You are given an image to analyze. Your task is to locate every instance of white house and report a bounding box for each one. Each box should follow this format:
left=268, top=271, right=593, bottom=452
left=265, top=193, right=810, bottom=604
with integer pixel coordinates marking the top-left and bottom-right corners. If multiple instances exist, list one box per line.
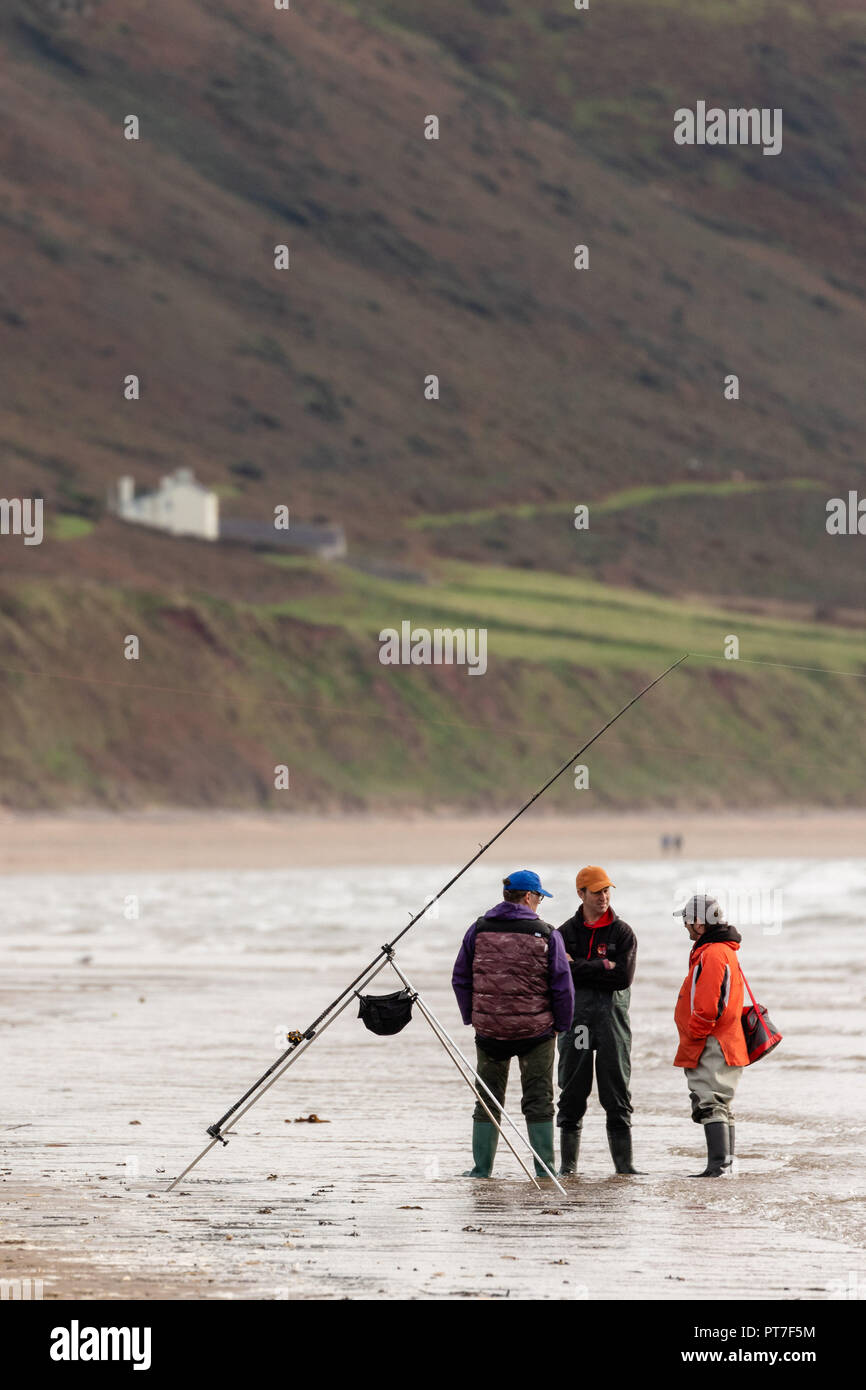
left=109, top=468, right=219, bottom=541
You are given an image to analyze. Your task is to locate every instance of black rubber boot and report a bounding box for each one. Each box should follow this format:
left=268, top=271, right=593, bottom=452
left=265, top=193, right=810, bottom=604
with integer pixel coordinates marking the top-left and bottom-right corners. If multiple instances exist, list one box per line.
left=559, top=1127, right=581, bottom=1176
left=463, top=1120, right=499, bottom=1178
left=729, top=1123, right=735, bottom=1155
left=690, top=1120, right=733, bottom=1177
left=607, top=1127, right=646, bottom=1175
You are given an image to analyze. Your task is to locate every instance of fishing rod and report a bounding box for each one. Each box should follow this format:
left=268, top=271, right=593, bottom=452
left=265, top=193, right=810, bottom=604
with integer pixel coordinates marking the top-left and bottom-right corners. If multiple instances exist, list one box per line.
left=166, top=652, right=689, bottom=1191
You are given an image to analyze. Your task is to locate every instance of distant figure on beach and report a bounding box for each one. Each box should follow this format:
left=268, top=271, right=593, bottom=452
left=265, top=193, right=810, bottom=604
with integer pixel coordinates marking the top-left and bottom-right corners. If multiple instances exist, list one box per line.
left=672, top=894, right=748, bottom=1177
left=661, top=835, right=684, bottom=855
left=556, top=866, right=643, bottom=1176
left=451, top=870, right=574, bottom=1179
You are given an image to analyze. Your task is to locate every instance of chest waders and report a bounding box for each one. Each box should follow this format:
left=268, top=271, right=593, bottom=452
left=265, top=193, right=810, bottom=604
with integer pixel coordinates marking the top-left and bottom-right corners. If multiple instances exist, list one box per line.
left=557, top=988, right=645, bottom=1175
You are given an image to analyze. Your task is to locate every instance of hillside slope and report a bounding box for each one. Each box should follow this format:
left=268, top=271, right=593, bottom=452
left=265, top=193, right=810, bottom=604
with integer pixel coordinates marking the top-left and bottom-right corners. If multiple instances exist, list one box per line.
left=1, top=1, right=864, bottom=813
left=0, top=0, right=864, bottom=605
left=361, top=0, right=866, bottom=286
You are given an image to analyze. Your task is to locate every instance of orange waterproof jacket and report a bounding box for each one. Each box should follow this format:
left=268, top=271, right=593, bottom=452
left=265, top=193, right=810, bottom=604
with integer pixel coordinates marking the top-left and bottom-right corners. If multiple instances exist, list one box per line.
left=674, top=935, right=749, bottom=1068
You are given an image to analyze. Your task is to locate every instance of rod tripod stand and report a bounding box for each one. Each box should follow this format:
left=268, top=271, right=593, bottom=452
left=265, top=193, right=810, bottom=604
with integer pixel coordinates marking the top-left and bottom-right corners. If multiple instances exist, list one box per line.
left=168, top=947, right=566, bottom=1197
left=378, top=954, right=567, bottom=1198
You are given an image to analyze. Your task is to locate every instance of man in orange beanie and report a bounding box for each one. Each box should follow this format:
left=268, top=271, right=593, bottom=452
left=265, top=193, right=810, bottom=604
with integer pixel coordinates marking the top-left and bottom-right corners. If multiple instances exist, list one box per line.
left=556, top=866, right=641, bottom=1176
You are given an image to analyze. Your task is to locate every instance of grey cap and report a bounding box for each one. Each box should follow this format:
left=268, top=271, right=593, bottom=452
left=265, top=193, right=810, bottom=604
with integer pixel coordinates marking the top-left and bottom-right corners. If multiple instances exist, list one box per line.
left=673, top=894, right=726, bottom=926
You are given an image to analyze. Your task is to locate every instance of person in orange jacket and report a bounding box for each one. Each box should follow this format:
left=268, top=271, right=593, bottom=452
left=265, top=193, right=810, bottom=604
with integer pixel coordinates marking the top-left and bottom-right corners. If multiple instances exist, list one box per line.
left=673, top=894, right=749, bottom=1177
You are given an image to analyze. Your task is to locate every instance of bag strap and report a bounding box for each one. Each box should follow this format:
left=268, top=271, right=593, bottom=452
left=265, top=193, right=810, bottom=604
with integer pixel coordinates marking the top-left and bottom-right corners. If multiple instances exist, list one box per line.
left=739, top=966, right=760, bottom=1012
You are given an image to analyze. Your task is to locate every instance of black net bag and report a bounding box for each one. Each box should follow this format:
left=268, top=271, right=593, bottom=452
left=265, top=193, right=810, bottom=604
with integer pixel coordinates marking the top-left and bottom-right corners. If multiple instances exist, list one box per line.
left=357, top=988, right=415, bottom=1036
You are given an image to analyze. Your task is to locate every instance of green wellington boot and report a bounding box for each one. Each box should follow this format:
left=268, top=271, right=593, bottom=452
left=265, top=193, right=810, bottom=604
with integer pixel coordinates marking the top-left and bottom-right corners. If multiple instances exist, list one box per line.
left=559, top=1127, right=581, bottom=1176
left=462, top=1120, right=499, bottom=1177
left=527, top=1120, right=556, bottom=1178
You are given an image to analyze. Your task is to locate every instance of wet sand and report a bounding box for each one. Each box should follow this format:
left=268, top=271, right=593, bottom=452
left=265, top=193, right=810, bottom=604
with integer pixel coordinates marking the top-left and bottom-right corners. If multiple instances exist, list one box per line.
left=2, top=816, right=865, bottom=1300
left=2, top=807, right=866, bottom=874
left=3, top=925, right=865, bottom=1300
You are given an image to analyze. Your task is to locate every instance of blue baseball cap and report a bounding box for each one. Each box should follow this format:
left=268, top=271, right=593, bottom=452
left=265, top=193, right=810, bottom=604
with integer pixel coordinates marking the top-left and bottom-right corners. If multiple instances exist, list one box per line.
left=504, top=869, right=552, bottom=898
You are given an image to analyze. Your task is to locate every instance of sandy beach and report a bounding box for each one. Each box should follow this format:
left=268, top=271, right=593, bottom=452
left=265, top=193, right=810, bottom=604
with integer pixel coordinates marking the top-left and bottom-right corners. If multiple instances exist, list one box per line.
left=4, top=936, right=865, bottom=1301
left=2, top=834, right=865, bottom=1301
left=2, top=808, right=866, bottom=875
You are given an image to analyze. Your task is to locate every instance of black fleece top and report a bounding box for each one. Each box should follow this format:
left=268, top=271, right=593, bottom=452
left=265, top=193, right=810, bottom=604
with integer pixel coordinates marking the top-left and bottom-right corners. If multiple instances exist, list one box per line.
left=694, top=923, right=742, bottom=948
left=557, top=905, right=637, bottom=993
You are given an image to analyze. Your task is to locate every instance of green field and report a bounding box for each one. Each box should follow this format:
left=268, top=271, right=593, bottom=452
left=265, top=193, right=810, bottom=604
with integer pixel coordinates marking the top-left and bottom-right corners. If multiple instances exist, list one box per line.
left=262, top=557, right=865, bottom=674
left=404, top=479, right=824, bottom=533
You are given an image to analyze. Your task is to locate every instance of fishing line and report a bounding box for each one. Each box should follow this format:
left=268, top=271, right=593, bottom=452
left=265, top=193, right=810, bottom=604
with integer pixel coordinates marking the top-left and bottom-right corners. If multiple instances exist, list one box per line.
left=2, top=659, right=863, bottom=773
left=685, top=652, right=866, bottom=679
left=2, top=645, right=864, bottom=731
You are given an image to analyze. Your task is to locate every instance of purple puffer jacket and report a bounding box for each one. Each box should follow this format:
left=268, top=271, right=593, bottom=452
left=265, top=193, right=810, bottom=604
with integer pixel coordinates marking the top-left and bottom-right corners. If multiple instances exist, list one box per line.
left=452, top=902, right=575, bottom=1041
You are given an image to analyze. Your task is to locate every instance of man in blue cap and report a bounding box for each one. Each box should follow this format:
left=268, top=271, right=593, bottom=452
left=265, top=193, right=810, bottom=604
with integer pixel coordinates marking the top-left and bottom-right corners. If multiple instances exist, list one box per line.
left=452, top=870, right=574, bottom=1178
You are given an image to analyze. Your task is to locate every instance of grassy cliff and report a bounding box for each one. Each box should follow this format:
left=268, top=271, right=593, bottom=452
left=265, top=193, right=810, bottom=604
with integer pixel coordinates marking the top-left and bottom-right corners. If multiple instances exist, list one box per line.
left=2, top=559, right=863, bottom=811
